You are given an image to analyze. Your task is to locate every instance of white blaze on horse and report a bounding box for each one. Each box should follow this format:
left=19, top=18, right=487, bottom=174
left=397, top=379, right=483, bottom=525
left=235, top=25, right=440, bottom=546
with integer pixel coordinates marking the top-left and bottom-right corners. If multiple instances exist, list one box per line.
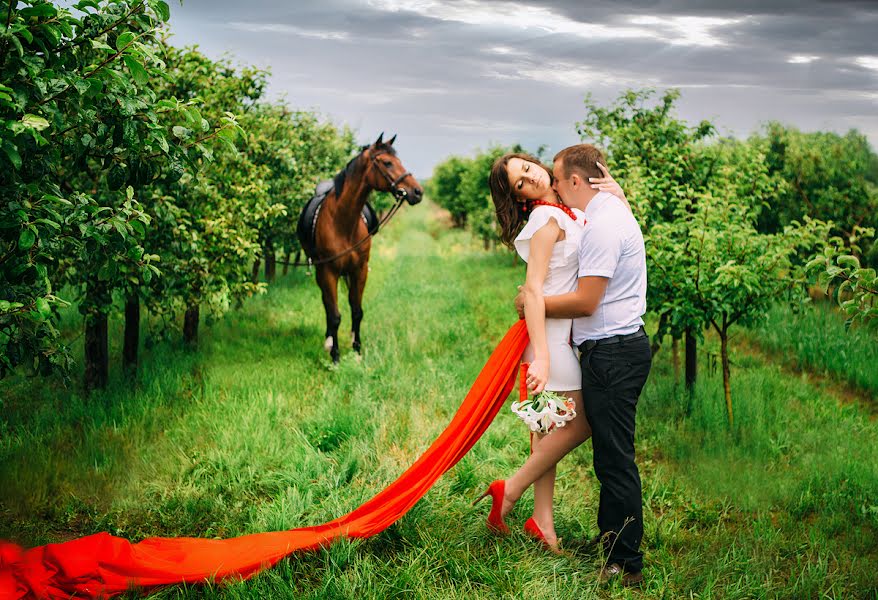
left=296, top=134, right=422, bottom=363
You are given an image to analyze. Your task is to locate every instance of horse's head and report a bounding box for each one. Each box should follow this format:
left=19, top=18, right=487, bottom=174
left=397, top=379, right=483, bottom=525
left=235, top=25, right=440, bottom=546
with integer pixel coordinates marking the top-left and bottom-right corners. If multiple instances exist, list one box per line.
left=363, top=133, right=423, bottom=205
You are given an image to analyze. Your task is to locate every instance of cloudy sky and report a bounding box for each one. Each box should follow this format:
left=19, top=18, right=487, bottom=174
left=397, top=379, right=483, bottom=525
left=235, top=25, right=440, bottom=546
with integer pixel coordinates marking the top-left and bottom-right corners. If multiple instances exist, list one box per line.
left=163, top=0, right=878, bottom=178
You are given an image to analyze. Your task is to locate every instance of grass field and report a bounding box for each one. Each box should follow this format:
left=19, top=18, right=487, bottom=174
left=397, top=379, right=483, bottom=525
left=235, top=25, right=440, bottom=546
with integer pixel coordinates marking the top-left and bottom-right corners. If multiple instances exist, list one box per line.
left=748, top=301, right=878, bottom=400
left=2, top=202, right=877, bottom=599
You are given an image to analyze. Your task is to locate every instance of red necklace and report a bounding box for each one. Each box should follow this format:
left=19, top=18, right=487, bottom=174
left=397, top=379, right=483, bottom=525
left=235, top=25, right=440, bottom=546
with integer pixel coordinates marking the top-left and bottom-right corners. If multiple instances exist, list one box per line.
left=526, top=199, right=578, bottom=222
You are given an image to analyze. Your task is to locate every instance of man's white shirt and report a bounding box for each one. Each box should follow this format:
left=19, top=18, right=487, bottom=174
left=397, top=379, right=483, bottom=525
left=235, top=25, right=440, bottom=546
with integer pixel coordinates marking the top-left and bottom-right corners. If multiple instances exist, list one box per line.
left=571, top=192, right=647, bottom=345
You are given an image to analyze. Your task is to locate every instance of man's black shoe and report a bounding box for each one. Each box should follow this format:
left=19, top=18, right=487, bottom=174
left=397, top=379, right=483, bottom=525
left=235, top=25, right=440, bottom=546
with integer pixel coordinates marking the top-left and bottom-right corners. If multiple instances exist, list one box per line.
left=598, top=563, right=643, bottom=588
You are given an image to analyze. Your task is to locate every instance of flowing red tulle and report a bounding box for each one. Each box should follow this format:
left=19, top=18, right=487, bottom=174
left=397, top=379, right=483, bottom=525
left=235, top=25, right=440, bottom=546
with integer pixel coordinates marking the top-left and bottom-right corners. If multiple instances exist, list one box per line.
left=0, top=321, right=529, bottom=599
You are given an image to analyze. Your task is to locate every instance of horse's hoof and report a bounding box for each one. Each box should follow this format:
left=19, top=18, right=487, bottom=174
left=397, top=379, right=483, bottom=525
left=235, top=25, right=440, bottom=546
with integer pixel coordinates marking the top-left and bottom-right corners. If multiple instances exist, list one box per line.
left=324, top=337, right=333, bottom=352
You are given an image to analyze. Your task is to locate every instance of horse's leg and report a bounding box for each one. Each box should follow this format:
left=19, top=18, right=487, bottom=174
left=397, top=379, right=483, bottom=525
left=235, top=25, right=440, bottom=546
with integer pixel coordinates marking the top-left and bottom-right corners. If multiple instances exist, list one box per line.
left=316, top=266, right=341, bottom=363
left=348, top=263, right=368, bottom=355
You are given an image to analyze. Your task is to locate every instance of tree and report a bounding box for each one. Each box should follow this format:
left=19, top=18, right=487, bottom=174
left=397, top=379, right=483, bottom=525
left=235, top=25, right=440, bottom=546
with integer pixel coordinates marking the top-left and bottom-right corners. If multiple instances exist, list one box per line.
left=752, top=123, right=878, bottom=269
left=648, top=152, right=828, bottom=427
left=459, top=146, right=509, bottom=249
left=1, top=0, right=177, bottom=386
left=430, top=156, right=470, bottom=227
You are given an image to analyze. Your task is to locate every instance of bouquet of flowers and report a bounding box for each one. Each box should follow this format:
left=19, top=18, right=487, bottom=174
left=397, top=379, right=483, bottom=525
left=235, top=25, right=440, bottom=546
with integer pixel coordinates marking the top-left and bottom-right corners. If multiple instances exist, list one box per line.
left=511, top=363, right=577, bottom=434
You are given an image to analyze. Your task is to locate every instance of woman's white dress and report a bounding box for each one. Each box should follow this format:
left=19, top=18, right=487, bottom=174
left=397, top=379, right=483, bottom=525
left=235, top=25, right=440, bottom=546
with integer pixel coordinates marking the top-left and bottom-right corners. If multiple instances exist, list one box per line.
left=514, top=205, right=583, bottom=392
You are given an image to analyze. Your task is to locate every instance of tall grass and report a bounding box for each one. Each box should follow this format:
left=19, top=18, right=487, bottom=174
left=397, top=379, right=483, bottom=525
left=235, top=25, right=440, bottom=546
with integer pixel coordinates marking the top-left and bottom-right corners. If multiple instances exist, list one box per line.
left=1, top=202, right=877, bottom=598
left=749, top=301, right=878, bottom=398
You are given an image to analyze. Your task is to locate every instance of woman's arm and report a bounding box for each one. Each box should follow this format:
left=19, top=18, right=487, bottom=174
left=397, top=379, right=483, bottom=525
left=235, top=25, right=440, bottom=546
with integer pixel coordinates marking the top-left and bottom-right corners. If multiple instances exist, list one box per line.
left=591, top=162, right=631, bottom=213
left=521, top=218, right=561, bottom=394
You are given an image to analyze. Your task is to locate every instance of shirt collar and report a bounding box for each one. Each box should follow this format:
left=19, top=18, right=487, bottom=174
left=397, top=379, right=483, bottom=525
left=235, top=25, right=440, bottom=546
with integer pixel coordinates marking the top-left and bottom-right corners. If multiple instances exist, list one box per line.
left=583, top=191, right=611, bottom=219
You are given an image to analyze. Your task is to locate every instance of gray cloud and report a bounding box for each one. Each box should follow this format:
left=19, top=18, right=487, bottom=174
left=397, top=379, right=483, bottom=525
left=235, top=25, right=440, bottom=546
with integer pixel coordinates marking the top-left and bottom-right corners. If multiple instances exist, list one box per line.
left=164, top=0, right=878, bottom=178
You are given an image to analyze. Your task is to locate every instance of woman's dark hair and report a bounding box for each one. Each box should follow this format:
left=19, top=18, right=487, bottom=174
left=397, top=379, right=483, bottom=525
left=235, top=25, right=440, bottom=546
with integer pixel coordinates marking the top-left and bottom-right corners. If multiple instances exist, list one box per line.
left=488, top=152, right=554, bottom=248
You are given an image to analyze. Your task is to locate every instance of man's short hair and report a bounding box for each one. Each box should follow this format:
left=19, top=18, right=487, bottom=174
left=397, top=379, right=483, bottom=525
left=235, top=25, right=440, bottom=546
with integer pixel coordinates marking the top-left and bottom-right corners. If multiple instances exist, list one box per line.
left=553, top=144, right=605, bottom=181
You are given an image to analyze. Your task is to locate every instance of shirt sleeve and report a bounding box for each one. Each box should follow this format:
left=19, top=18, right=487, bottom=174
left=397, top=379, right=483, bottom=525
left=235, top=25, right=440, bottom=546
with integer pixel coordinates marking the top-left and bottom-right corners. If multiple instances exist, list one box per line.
left=513, top=205, right=581, bottom=263
left=578, top=222, right=623, bottom=278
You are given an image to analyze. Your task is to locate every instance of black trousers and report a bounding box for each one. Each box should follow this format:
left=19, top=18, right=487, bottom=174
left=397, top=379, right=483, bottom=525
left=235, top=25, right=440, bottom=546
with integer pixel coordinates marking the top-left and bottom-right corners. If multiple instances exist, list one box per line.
left=579, top=333, right=652, bottom=573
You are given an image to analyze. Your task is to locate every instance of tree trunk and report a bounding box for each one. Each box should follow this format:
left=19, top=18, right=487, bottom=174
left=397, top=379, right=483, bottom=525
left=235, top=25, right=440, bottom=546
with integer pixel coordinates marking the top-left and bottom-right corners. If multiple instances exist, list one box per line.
left=264, top=239, right=276, bottom=282
left=265, top=253, right=276, bottom=282
left=720, top=329, right=733, bottom=429
left=251, top=259, right=261, bottom=283
left=685, top=327, right=697, bottom=389
left=672, top=336, right=680, bottom=384
left=123, top=295, right=139, bottom=375
left=84, top=316, right=108, bottom=393
left=282, top=251, right=291, bottom=276
left=183, top=304, right=199, bottom=346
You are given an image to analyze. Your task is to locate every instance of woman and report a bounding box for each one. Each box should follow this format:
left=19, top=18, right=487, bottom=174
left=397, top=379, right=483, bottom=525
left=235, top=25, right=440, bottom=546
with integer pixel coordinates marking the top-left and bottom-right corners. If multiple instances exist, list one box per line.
left=475, top=152, right=625, bottom=552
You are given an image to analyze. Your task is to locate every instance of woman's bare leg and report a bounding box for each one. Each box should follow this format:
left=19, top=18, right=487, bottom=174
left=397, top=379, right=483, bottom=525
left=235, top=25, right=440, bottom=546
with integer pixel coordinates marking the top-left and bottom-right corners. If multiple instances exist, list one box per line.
left=530, top=452, right=558, bottom=543
left=501, top=391, right=591, bottom=523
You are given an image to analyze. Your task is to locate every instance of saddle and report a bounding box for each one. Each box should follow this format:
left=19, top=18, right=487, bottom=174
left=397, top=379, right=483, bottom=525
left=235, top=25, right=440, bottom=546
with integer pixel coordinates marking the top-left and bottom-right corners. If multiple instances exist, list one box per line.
left=296, top=179, right=380, bottom=260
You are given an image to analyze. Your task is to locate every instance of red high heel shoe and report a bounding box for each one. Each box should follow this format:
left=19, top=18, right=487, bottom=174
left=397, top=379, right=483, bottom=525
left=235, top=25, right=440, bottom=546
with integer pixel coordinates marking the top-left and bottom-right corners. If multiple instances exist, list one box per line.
left=524, top=517, right=563, bottom=555
left=472, top=480, right=509, bottom=534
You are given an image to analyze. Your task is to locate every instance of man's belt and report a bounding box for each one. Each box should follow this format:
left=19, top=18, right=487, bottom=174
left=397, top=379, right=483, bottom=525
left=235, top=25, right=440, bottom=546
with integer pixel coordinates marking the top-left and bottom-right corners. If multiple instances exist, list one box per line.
left=578, top=326, right=647, bottom=353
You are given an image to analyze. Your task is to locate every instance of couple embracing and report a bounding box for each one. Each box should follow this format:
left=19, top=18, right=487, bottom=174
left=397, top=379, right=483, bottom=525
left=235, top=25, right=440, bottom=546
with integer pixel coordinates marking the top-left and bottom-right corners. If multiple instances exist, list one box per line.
left=476, top=145, right=652, bottom=586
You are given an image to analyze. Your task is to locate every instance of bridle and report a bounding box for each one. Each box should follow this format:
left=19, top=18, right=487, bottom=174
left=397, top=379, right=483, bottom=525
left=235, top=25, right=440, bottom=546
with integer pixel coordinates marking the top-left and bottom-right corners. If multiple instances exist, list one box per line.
left=370, top=150, right=413, bottom=201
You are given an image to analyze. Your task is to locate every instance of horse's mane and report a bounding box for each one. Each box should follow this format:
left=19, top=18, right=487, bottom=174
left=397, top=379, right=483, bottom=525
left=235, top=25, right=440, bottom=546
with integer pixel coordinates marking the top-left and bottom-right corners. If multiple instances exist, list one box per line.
left=333, top=143, right=397, bottom=198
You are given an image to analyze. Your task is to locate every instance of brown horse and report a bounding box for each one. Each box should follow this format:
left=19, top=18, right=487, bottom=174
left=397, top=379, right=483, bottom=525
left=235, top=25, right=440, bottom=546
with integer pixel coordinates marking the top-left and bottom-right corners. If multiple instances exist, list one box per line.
left=307, top=133, right=422, bottom=363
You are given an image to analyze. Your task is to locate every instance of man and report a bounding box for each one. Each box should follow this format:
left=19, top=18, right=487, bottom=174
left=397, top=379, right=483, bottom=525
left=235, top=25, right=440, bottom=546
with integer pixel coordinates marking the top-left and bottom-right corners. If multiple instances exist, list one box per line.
left=516, top=144, right=651, bottom=587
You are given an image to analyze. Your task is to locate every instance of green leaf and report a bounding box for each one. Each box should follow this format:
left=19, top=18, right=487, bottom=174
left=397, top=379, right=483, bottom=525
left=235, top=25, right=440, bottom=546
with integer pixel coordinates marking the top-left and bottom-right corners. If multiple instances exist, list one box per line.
left=836, top=254, right=860, bottom=269
left=86, top=78, right=104, bottom=97
left=72, top=77, right=91, bottom=95
left=19, top=4, right=58, bottom=17
left=35, top=297, right=51, bottom=318
left=156, top=133, right=169, bottom=154
left=217, top=126, right=237, bottom=141
left=19, top=228, right=36, bottom=250
left=155, top=1, right=171, bottom=21
left=15, top=25, right=34, bottom=44
left=116, top=31, right=135, bottom=51
left=21, top=114, right=50, bottom=131
left=130, top=219, right=146, bottom=237
left=184, top=106, right=202, bottom=127
left=42, top=194, right=73, bottom=206
left=8, top=33, right=24, bottom=57
left=0, top=300, right=22, bottom=312
left=123, top=56, right=149, bottom=85
left=34, top=218, right=60, bottom=230
left=2, top=142, right=21, bottom=169
left=172, top=125, right=189, bottom=139
left=41, top=24, right=61, bottom=47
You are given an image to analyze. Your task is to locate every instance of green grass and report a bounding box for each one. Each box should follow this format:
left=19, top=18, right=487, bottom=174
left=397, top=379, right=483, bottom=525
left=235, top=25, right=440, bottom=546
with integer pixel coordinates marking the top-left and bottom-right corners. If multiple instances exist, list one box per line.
left=2, top=202, right=877, bottom=599
left=749, top=301, right=878, bottom=399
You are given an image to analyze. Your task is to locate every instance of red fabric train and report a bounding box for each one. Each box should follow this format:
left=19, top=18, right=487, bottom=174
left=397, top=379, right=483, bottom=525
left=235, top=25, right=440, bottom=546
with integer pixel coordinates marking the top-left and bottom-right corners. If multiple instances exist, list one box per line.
left=0, top=321, right=529, bottom=599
